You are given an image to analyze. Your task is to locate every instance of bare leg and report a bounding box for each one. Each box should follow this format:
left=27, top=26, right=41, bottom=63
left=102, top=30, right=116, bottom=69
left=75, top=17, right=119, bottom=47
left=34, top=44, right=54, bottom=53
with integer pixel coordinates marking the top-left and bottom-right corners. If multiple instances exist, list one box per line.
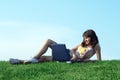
left=34, top=39, right=57, bottom=59
left=9, top=39, right=57, bottom=64
left=39, top=56, right=52, bottom=62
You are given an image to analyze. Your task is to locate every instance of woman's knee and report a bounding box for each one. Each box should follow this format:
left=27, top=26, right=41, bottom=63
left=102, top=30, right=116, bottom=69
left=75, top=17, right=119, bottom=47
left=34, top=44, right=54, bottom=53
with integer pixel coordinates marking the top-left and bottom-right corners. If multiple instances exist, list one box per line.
left=46, top=39, right=57, bottom=45
left=46, top=39, right=53, bottom=44
left=44, top=39, right=53, bottom=47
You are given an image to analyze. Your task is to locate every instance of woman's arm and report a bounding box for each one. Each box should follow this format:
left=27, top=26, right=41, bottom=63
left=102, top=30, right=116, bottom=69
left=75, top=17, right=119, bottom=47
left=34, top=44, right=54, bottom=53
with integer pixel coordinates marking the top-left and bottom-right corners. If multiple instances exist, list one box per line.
left=95, top=44, right=101, bottom=61
left=70, top=44, right=81, bottom=60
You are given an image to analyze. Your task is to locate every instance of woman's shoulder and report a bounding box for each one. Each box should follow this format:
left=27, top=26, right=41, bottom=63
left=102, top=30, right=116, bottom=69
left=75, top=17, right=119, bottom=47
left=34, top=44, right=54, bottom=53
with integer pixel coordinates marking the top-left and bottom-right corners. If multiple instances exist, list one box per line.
left=95, top=43, right=101, bottom=50
left=96, top=43, right=100, bottom=47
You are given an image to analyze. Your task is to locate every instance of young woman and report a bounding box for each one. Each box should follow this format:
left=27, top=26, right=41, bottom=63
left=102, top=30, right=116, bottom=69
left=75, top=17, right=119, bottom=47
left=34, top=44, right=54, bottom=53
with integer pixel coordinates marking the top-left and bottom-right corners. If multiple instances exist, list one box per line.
left=9, top=29, right=101, bottom=64
left=70, top=29, right=101, bottom=61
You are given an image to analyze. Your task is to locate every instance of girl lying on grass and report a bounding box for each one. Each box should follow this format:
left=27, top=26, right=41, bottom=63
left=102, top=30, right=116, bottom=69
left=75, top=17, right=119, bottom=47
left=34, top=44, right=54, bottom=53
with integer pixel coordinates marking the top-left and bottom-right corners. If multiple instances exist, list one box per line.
left=9, top=29, right=101, bottom=64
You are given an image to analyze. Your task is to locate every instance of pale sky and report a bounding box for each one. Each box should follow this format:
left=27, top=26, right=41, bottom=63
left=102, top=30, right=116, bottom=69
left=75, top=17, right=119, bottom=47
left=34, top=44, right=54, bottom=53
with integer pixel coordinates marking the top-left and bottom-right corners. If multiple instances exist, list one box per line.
left=0, top=0, right=120, bottom=61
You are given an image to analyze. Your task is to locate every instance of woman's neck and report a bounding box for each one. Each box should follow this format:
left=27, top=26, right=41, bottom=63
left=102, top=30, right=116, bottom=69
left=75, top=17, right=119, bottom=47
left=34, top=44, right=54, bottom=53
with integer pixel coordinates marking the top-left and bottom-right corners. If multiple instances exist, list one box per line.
left=86, top=45, right=93, bottom=48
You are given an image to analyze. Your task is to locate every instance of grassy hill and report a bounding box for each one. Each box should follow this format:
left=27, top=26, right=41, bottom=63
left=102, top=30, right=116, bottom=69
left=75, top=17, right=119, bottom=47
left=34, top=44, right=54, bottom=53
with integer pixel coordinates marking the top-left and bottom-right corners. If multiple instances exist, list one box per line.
left=0, top=60, right=120, bottom=80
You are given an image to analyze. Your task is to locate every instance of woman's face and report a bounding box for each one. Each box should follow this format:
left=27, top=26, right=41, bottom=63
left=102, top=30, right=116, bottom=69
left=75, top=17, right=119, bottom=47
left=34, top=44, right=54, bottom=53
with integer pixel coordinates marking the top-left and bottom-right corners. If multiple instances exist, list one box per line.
left=84, top=36, right=91, bottom=45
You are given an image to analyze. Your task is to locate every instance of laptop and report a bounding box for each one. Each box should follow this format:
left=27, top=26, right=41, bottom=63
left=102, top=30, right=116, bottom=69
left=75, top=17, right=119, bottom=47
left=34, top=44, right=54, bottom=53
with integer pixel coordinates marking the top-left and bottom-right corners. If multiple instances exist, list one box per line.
left=51, top=44, right=71, bottom=62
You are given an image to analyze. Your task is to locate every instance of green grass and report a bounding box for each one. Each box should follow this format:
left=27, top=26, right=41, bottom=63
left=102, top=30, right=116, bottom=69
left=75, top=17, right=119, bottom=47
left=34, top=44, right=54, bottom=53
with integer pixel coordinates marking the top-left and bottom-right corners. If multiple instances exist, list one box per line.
left=0, top=60, right=120, bottom=80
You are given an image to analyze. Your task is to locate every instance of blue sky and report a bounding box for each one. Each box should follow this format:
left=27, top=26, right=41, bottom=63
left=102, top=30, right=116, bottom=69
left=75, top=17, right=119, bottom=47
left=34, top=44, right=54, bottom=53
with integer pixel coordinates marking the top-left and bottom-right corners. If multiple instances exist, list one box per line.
left=0, top=0, right=120, bottom=61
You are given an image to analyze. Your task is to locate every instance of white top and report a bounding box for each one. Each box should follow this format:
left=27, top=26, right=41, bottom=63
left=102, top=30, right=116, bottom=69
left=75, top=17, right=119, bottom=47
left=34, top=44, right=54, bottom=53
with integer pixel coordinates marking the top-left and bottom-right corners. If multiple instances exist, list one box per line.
left=75, top=44, right=99, bottom=59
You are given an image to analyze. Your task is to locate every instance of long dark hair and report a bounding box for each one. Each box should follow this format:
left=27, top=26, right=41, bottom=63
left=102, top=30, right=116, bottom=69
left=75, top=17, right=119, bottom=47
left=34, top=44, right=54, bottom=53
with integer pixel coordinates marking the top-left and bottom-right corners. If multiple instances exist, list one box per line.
left=81, top=29, right=99, bottom=48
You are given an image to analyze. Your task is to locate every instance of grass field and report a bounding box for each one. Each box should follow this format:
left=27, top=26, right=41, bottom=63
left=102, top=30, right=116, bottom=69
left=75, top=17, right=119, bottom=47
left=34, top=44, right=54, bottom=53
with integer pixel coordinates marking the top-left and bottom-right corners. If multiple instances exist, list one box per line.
left=0, top=60, right=120, bottom=80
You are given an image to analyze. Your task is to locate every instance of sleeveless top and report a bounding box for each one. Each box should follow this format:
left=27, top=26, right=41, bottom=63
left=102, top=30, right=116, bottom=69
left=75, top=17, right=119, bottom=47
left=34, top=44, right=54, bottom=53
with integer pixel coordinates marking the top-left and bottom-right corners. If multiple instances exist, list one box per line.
left=75, top=44, right=99, bottom=59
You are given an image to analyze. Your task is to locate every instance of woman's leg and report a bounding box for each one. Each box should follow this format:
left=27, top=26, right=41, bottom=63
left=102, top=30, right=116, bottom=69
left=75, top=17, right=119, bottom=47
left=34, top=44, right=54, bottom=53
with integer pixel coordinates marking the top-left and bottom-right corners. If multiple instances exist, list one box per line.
left=34, top=39, right=57, bottom=59
left=39, top=56, right=52, bottom=62
left=9, top=39, right=57, bottom=64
